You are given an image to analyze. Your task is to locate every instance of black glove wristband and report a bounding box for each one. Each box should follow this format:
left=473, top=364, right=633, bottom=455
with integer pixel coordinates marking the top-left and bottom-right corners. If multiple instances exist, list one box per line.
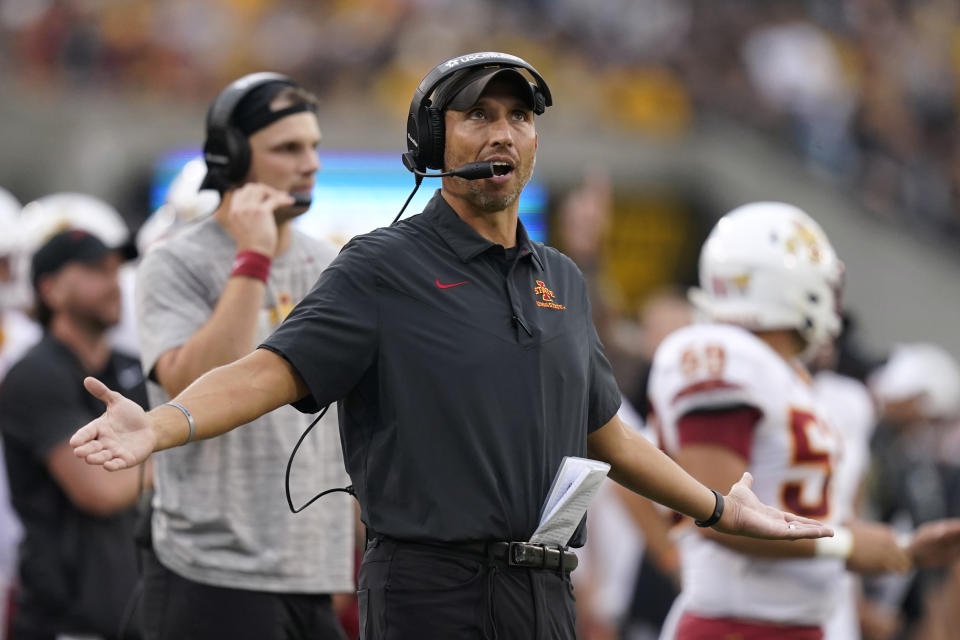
left=695, top=489, right=724, bottom=528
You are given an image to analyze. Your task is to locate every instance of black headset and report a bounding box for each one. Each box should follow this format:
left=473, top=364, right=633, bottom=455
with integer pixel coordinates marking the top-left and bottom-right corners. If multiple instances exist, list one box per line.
left=401, top=52, right=553, bottom=173
left=202, top=71, right=298, bottom=190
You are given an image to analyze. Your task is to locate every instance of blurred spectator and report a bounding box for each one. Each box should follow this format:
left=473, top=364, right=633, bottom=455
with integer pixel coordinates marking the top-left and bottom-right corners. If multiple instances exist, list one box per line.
left=18, top=192, right=140, bottom=358
left=867, top=343, right=960, bottom=639
left=0, top=229, right=149, bottom=639
left=0, top=186, right=32, bottom=640
left=740, top=2, right=856, bottom=174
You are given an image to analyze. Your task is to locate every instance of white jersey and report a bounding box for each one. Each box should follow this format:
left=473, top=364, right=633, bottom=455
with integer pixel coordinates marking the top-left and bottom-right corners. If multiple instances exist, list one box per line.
left=0, top=309, right=40, bottom=380
left=815, top=371, right=877, bottom=640
left=814, top=371, right=876, bottom=526
left=649, top=323, right=845, bottom=626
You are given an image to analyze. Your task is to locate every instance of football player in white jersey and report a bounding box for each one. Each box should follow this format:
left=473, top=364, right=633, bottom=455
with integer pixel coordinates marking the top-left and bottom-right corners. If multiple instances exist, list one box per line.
left=649, top=202, right=960, bottom=640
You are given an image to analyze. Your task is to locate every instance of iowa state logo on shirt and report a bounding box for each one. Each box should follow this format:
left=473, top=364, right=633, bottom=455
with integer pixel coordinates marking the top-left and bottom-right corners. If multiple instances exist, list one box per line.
left=534, top=280, right=565, bottom=310
left=268, top=292, right=296, bottom=326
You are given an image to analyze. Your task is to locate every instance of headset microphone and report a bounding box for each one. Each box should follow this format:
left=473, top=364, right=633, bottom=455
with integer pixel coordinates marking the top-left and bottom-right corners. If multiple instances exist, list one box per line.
left=391, top=161, right=497, bottom=226
left=291, top=193, right=312, bottom=208
left=412, top=161, right=496, bottom=181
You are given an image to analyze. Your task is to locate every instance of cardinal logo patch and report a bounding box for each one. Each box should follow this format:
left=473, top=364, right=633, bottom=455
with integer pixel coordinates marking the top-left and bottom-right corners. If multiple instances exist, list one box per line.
left=534, top=280, right=565, bottom=310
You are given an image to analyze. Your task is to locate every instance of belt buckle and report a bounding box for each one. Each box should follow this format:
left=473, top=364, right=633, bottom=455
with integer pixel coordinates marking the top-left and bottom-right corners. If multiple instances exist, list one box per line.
left=508, top=542, right=536, bottom=567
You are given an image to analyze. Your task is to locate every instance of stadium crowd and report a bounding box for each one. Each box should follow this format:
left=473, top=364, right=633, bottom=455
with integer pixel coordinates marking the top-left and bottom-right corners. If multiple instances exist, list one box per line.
left=2, top=0, right=960, bottom=238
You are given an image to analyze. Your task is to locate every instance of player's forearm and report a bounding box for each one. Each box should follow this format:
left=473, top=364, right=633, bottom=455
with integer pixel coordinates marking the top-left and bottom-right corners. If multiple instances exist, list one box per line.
left=51, top=449, right=152, bottom=517
left=589, top=419, right=717, bottom=524
left=160, top=277, right=267, bottom=396
left=149, top=349, right=302, bottom=451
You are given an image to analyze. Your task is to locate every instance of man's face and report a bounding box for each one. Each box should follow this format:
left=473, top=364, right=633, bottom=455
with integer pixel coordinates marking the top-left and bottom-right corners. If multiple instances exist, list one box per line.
left=442, top=79, right=538, bottom=213
left=42, top=253, right=122, bottom=331
left=246, top=109, right=321, bottom=221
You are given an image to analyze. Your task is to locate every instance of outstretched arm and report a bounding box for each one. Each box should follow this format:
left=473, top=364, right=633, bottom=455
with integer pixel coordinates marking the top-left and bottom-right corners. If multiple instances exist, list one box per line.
left=587, top=414, right=833, bottom=540
left=71, top=348, right=306, bottom=470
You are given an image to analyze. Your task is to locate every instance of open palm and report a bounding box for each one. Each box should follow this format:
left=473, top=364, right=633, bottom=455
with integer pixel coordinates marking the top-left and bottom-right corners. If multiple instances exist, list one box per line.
left=714, top=472, right=834, bottom=540
left=70, top=376, right=156, bottom=470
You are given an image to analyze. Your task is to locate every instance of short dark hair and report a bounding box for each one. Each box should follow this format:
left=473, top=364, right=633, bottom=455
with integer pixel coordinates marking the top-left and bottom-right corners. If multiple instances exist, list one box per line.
left=269, top=85, right=321, bottom=112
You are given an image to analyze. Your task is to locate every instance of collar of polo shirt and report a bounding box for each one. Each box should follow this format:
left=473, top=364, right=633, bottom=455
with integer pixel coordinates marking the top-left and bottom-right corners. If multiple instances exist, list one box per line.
left=424, top=194, right=544, bottom=269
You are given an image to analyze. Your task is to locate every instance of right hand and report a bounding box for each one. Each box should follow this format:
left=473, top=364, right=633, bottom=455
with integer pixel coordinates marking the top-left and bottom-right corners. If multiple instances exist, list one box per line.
left=907, top=518, right=960, bottom=568
left=70, top=377, right=156, bottom=471
left=846, top=521, right=912, bottom=573
left=223, top=183, right=295, bottom=256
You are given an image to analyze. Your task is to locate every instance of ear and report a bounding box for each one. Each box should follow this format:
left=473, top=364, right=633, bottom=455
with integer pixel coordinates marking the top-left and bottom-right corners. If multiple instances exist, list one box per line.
left=37, top=272, right=66, bottom=311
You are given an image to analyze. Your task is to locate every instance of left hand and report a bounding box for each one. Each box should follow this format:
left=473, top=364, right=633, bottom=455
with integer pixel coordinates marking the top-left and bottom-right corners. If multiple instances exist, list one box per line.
left=712, top=472, right=834, bottom=540
left=908, top=518, right=960, bottom=568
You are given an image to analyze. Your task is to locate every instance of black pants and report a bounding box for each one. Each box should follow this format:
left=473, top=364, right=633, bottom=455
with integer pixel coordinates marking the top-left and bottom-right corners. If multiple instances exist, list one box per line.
left=140, top=549, right=347, bottom=640
left=358, top=536, right=577, bottom=640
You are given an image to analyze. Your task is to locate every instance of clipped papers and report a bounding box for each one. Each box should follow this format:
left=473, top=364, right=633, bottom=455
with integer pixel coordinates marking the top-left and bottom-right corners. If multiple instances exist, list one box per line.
left=529, top=456, right=611, bottom=546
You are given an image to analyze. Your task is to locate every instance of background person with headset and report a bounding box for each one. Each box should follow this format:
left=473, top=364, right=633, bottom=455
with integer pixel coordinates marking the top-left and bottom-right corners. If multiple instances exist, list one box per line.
left=71, top=52, right=832, bottom=640
left=132, top=73, right=353, bottom=639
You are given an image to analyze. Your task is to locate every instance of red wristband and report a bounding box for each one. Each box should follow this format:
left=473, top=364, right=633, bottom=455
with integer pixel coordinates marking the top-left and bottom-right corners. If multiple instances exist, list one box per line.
left=231, top=250, right=271, bottom=283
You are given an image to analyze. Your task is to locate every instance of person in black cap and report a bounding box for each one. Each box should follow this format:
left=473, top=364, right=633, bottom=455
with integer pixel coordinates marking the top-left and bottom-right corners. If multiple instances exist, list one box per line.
left=0, top=229, right=149, bottom=639
left=71, top=53, right=832, bottom=639
left=131, top=74, right=353, bottom=639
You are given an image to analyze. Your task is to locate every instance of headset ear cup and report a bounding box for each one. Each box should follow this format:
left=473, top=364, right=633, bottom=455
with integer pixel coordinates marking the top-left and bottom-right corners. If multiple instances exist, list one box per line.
left=224, top=128, right=251, bottom=184
left=405, top=112, right=422, bottom=168
left=422, top=106, right=446, bottom=170
left=532, top=87, right=546, bottom=115
left=202, top=131, right=230, bottom=191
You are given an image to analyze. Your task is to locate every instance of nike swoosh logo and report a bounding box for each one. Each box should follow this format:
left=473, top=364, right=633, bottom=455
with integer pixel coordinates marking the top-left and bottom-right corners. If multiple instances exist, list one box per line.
left=436, top=278, right=468, bottom=289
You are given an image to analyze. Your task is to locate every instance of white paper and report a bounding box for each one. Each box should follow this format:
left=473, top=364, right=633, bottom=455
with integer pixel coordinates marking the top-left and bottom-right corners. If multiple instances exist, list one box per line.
left=529, top=456, right=610, bottom=546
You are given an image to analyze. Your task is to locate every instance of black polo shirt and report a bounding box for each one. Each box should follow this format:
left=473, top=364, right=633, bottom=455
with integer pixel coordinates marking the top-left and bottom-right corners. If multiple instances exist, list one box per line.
left=0, top=334, right=147, bottom=636
left=261, top=190, right=621, bottom=544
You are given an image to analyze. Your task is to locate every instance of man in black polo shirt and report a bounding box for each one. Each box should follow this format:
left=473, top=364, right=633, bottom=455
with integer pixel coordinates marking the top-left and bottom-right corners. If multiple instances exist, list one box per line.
left=71, top=53, right=833, bottom=639
left=0, top=229, right=148, bottom=639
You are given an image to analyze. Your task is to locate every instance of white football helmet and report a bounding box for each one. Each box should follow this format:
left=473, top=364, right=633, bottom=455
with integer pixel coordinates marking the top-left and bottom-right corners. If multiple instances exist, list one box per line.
left=689, top=202, right=844, bottom=361
left=136, top=158, right=220, bottom=253
left=869, top=343, right=960, bottom=421
left=0, top=187, right=21, bottom=258
left=19, top=192, right=131, bottom=252
left=0, top=187, right=30, bottom=310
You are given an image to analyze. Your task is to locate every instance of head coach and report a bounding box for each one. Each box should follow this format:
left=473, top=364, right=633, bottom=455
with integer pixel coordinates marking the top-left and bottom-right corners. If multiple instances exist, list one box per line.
left=71, top=52, right=834, bottom=639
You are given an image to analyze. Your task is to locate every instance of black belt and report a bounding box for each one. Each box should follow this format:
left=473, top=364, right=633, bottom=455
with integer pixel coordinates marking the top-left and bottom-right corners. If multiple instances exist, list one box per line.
left=488, top=541, right=578, bottom=572
left=368, top=532, right=578, bottom=572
